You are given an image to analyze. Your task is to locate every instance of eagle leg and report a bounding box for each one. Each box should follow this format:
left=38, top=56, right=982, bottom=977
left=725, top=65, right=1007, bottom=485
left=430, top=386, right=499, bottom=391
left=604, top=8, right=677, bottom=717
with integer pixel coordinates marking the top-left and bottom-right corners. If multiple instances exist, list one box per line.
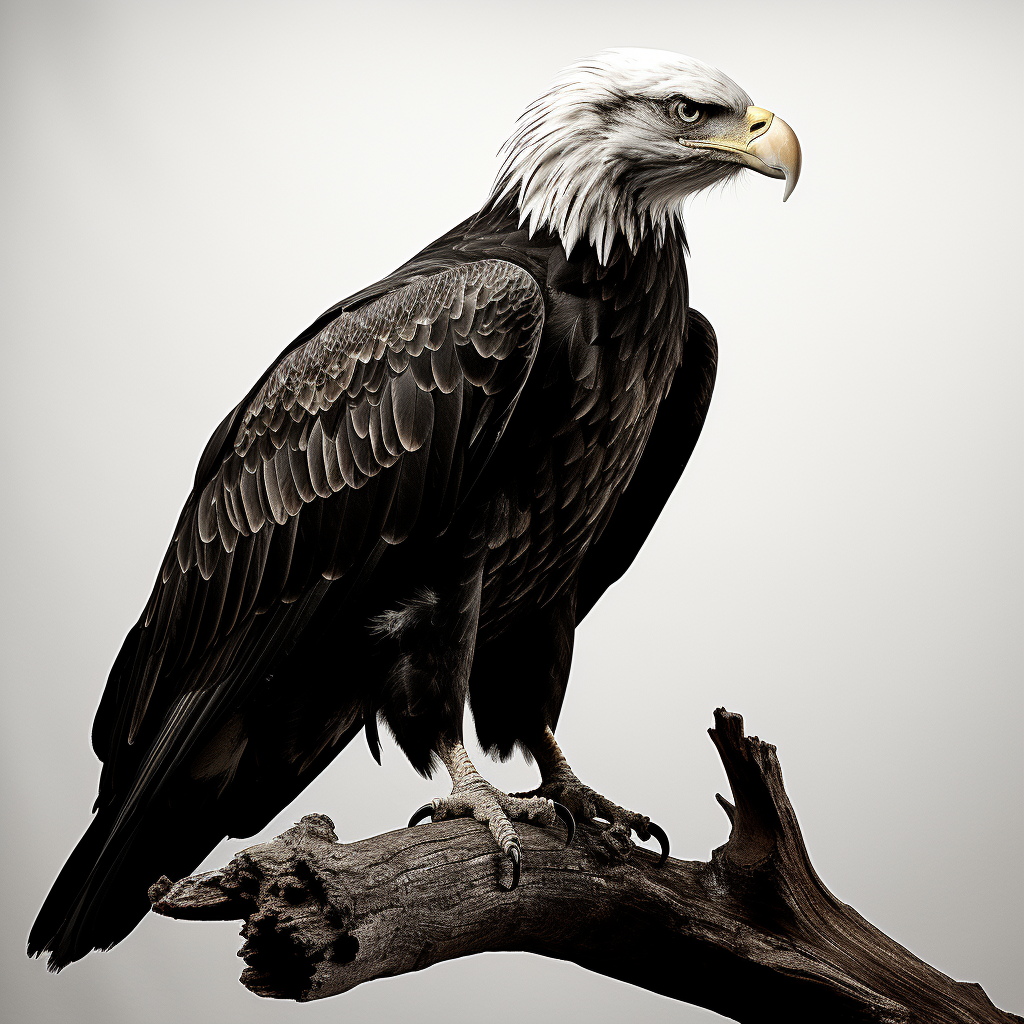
left=407, top=738, right=573, bottom=890
left=516, top=727, right=670, bottom=866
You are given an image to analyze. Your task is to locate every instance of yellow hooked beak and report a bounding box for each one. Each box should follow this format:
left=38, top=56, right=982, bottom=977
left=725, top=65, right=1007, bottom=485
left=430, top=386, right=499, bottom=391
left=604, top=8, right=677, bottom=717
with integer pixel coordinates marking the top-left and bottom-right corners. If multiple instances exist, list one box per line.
left=682, top=106, right=802, bottom=201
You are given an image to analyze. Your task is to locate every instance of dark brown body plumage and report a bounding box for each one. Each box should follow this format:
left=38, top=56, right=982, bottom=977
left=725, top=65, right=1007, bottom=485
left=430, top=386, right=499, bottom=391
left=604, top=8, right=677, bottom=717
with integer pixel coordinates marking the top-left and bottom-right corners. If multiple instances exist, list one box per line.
left=30, top=196, right=717, bottom=969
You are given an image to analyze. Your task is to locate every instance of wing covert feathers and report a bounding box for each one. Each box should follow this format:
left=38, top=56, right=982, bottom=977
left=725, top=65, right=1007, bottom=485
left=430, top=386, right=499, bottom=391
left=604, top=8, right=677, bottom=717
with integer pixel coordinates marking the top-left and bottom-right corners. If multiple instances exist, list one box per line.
left=98, top=260, right=544, bottom=771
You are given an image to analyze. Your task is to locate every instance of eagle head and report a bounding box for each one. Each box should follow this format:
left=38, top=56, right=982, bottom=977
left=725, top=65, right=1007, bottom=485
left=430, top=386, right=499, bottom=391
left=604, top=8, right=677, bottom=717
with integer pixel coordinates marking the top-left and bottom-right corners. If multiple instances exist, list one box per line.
left=491, top=47, right=801, bottom=263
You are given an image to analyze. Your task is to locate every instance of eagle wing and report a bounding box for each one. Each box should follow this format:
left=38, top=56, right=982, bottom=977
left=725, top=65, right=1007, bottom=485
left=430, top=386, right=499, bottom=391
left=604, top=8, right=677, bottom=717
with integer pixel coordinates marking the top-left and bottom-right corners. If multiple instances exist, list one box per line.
left=575, top=308, right=718, bottom=621
left=92, top=258, right=545, bottom=807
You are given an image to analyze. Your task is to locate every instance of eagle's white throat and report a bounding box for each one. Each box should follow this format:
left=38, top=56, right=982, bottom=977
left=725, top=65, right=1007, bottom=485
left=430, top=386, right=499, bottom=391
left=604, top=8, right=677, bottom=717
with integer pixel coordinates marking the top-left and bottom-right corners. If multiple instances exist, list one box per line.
left=490, top=48, right=753, bottom=264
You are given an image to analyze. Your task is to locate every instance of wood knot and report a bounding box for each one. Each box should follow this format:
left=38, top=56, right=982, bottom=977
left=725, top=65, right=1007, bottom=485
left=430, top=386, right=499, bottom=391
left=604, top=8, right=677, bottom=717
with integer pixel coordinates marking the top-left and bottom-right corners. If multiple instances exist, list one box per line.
left=147, top=875, right=173, bottom=905
left=294, top=814, right=338, bottom=843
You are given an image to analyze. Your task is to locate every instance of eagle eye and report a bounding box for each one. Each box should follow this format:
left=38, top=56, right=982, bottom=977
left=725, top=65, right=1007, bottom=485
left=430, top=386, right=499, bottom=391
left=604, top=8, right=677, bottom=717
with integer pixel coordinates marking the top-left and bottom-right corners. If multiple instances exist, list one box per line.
left=673, top=99, right=703, bottom=124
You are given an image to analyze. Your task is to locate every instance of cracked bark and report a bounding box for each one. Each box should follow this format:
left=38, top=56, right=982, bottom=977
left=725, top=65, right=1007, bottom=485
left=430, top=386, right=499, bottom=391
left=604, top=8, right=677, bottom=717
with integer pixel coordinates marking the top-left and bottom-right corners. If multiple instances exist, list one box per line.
left=149, top=709, right=1019, bottom=1024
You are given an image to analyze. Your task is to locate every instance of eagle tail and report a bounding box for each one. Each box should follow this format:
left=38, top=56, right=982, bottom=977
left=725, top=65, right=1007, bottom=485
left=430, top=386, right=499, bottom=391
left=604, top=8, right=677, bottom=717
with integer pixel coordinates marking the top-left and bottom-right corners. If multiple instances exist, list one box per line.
left=27, top=799, right=222, bottom=972
left=30, top=583, right=363, bottom=971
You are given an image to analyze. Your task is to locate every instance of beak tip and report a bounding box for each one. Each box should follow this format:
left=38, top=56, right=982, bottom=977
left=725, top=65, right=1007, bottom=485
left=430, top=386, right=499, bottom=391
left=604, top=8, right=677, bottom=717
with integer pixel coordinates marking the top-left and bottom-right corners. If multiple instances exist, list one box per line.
left=781, top=167, right=800, bottom=203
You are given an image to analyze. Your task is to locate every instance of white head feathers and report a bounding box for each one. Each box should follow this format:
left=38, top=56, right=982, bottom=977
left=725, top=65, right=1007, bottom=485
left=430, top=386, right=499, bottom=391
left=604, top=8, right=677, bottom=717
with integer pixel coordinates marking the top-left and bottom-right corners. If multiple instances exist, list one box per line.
left=491, top=48, right=753, bottom=263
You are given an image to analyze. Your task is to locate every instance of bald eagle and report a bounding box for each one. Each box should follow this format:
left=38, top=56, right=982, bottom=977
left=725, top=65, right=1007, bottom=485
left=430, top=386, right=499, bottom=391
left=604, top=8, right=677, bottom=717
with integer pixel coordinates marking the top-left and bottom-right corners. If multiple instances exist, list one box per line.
left=30, top=48, right=800, bottom=969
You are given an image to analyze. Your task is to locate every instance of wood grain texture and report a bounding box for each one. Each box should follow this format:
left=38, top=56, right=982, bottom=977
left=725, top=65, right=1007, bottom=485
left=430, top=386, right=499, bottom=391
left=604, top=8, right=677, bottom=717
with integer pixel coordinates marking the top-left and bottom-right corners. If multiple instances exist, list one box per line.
left=150, top=709, right=1020, bottom=1023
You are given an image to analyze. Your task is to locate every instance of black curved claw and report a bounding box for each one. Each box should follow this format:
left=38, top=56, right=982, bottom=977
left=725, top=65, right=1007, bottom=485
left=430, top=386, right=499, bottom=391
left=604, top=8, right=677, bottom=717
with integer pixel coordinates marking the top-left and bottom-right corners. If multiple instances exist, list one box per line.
left=408, top=803, right=434, bottom=828
left=551, top=801, right=576, bottom=847
left=647, top=820, right=670, bottom=866
left=507, top=844, right=521, bottom=890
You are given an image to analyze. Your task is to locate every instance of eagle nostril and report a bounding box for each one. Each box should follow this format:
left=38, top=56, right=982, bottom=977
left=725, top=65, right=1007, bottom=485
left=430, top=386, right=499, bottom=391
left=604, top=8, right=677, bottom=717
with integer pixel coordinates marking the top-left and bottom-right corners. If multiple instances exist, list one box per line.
left=750, top=120, right=767, bottom=133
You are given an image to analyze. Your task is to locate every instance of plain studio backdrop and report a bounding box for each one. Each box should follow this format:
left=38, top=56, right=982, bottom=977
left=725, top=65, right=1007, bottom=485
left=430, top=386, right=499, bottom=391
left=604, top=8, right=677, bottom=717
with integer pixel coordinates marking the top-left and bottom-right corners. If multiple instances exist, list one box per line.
left=2, top=1, right=1020, bottom=1021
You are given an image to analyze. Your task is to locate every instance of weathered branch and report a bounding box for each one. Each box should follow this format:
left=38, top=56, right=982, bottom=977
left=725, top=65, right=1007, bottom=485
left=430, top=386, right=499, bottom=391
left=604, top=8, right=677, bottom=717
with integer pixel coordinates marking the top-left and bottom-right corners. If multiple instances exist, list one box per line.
left=150, top=709, right=1019, bottom=1023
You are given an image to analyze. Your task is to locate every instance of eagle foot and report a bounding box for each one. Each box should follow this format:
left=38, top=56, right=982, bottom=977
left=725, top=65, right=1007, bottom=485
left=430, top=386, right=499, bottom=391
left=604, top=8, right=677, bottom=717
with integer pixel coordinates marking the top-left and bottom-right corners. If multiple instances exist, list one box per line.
left=512, top=776, right=669, bottom=866
left=407, top=782, right=574, bottom=890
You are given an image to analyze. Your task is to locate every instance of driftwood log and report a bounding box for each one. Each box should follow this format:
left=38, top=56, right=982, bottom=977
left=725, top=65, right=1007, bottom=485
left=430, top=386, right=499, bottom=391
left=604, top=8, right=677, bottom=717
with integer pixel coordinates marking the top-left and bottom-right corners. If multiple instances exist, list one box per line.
left=150, top=709, right=1019, bottom=1023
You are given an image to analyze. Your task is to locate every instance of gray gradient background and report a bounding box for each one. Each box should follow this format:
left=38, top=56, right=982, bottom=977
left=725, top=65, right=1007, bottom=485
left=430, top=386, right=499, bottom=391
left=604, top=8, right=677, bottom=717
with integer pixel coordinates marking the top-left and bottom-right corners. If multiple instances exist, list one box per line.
left=3, top=1, right=1021, bottom=1021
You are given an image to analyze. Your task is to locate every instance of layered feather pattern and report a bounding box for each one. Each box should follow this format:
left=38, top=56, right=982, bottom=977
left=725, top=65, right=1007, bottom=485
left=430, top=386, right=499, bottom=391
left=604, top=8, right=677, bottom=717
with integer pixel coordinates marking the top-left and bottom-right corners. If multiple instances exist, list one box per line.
left=99, top=260, right=543, bottom=767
